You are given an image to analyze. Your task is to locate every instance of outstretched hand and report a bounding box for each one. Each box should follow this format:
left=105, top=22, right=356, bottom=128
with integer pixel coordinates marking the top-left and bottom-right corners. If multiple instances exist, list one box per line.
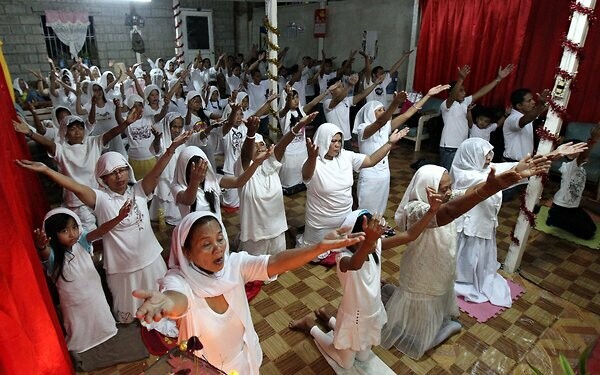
left=549, top=141, right=588, bottom=160
left=171, top=130, right=192, bottom=147
left=297, top=112, right=318, bottom=129
left=189, top=159, right=209, bottom=185
left=427, top=84, right=451, bottom=97
left=117, top=200, right=133, bottom=220
left=320, top=226, right=365, bottom=252
left=133, top=289, right=175, bottom=323
left=125, top=106, right=143, bottom=124
left=497, top=64, right=515, bottom=79
left=514, top=154, right=551, bottom=178
left=426, top=186, right=444, bottom=212
left=485, top=167, right=521, bottom=192
left=33, top=228, right=50, bottom=250
left=306, top=137, right=319, bottom=159
left=15, top=159, right=49, bottom=174
left=253, top=145, right=274, bottom=164
left=392, top=91, right=408, bottom=105
left=13, top=119, right=31, bottom=135
left=362, top=214, right=386, bottom=243
left=245, top=116, right=260, bottom=135
left=457, top=65, right=471, bottom=80
left=389, top=127, right=410, bottom=143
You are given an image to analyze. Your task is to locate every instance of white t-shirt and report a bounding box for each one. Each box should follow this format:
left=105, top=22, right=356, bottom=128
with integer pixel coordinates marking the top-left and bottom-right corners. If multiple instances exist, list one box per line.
left=503, top=109, right=533, bottom=160
left=440, top=95, right=473, bottom=148
left=318, top=72, right=337, bottom=95
left=53, top=135, right=104, bottom=207
left=226, top=74, right=242, bottom=94
left=222, top=124, right=248, bottom=174
left=235, top=156, right=287, bottom=242
left=172, top=175, right=224, bottom=221
left=247, top=80, right=270, bottom=114
left=302, top=66, right=317, bottom=97
left=356, top=121, right=391, bottom=178
left=364, top=73, right=392, bottom=104
left=305, top=150, right=366, bottom=229
left=280, top=109, right=307, bottom=156
left=292, top=79, right=307, bottom=108
left=324, top=96, right=354, bottom=141
left=94, top=183, right=162, bottom=274
left=553, top=159, right=587, bottom=208
left=126, top=116, right=155, bottom=160
left=469, top=123, right=498, bottom=142
left=86, top=101, right=117, bottom=135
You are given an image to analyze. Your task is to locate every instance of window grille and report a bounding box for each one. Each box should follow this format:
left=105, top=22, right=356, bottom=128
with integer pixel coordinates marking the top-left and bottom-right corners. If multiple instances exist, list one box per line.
left=41, top=15, right=99, bottom=69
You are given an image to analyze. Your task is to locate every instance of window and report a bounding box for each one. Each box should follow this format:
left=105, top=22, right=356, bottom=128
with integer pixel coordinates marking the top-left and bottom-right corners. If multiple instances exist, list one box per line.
left=41, top=15, right=99, bottom=69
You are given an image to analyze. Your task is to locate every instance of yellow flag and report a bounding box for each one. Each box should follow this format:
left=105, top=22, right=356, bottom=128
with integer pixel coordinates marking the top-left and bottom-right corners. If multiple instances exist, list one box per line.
left=0, top=39, right=15, bottom=103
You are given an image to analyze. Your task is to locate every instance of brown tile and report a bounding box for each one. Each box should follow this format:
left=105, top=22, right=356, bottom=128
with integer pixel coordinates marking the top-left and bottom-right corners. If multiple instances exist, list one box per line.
left=457, top=331, right=488, bottom=356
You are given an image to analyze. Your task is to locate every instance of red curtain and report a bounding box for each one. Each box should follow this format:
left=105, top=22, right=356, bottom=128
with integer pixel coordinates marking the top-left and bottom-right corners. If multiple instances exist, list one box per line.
left=414, top=0, right=600, bottom=123
left=0, top=63, right=72, bottom=372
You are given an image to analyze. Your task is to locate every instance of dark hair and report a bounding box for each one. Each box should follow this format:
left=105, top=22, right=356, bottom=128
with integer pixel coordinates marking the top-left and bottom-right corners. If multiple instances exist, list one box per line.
left=350, top=211, right=379, bottom=264
left=55, top=107, right=71, bottom=119
left=372, top=66, right=384, bottom=76
left=473, top=106, right=492, bottom=121
left=184, top=215, right=221, bottom=250
left=327, top=77, right=342, bottom=87
left=186, top=156, right=217, bottom=214
left=44, top=214, right=77, bottom=283
left=510, top=88, right=532, bottom=107
left=448, top=80, right=458, bottom=92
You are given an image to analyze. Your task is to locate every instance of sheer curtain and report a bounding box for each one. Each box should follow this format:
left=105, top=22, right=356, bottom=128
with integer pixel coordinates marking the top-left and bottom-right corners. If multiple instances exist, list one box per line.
left=45, top=10, right=90, bottom=59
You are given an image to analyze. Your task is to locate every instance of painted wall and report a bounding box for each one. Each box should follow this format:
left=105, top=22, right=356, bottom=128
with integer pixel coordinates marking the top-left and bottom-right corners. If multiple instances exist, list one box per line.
left=0, top=0, right=234, bottom=82
left=237, top=0, right=415, bottom=88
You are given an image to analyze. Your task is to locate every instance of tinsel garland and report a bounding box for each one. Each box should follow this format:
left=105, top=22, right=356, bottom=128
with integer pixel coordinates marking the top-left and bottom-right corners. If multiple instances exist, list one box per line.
left=555, top=68, right=577, bottom=90
left=263, top=16, right=281, bottom=36
left=509, top=229, right=520, bottom=247
left=547, top=98, right=569, bottom=120
left=561, top=34, right=585, bottom=59
left=569, top=1, right=597, bottom=24
left=536, top=127, right=560, bottom=145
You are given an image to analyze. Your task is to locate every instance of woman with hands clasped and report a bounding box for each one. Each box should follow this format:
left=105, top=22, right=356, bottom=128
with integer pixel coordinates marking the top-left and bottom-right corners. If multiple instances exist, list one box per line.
left=16, top=130, right=192, bottom=323
left=132, top=211, right=365, bottom=375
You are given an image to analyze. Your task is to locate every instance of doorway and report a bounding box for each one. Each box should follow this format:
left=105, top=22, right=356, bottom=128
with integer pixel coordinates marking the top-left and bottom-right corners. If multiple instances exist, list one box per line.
left=180, top=9, right=214, bottom=66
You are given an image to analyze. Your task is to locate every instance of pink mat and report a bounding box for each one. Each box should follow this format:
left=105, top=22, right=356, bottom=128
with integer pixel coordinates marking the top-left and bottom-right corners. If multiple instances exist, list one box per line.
left=457, top=280, right=525, bottom=323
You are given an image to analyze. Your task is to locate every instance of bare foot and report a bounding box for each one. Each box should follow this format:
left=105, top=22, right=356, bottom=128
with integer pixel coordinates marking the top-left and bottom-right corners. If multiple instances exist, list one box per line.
left=315, top=307, right=332, bottom=324
left=288, top=315, right=315, bottom=334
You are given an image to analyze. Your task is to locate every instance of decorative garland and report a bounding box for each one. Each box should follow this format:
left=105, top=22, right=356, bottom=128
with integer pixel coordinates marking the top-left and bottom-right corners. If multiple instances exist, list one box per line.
left=547, top=98, right=569, bottom=120
left=570, top=1, right=597, bottom=24
left=265, top=39, right=280, bottom=52
left=263, top=16, right=281, bottom=36
left=509, top=229, right=520, bottom=247
left=536, top=127, right=560, bottom=145
left=266, top=57, right=279, bottom=66
left=561, top=34, right=585, bottom=59
left=266, top=71, right=279, bottom=82
left=520, top=190, right=537, bottom=227
left=555, top=67, right=577, bottom=90
left=172, top=0, right=184, bottom=63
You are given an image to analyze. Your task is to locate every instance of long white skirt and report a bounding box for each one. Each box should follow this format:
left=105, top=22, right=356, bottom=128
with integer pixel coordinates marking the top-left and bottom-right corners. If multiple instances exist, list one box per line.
left=357, top=174, right=390, bottom=215
left=454, top=231, right=512, bottom=308
left=107, top=255, right=167, bottom=323
left=381, top=285, right=458, bottom=359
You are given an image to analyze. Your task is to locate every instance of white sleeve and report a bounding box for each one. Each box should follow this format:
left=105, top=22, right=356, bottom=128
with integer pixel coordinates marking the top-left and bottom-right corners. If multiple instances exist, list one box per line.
left=237, top=252, right=272, bottom=283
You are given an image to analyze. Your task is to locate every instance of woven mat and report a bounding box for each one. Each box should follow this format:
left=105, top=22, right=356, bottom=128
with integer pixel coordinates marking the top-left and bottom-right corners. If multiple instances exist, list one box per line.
left=534, top=206, right=600, bottom=250
left=457, top=280, right=525, bottom=323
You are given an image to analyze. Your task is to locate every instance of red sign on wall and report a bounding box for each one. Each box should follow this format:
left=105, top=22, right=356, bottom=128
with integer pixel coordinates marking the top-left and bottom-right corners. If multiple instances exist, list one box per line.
left=314, top=8, right=327, bottom=38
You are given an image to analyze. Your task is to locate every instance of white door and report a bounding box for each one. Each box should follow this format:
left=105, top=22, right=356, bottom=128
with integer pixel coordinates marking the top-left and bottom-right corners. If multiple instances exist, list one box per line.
left=180, top=9, right=214, bottom=66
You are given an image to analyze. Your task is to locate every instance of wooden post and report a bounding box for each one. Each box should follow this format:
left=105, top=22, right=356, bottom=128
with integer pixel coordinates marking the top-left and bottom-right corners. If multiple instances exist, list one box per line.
left=265, top=0, right=279, bottom=141
left=504, top=0, right=597, bottom=273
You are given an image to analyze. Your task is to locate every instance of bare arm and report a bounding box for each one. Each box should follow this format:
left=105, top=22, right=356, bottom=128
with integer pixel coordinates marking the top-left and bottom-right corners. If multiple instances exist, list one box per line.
left=338, top=215, right=384, bottom=272
left=391, top=84, right=451, bottom=130
left=13, top=119, right=56, bottom=156
left=252, top=92, right=278, bottom=118
left=388, top=50, right=413, bottom=75
left=302, top=137, right=318, bottom=181
left=446, top=65, right=470, bottom=109
left=471, top=64, right=514, bottom=102
left=16, top=160, right=96, bottom=207
left=133, top=289, right=189, bottom=323
left=23, top=103, right=46, bottom=135
left=102, top=106, right=141, bottom=145
left=360, top=128, right=409, bottom=168
left=141, top=131, right=192, bottom=195
left=361, top=92, right=405, bottom=140
left=87, top=200, right=132, bottom=242
left=274, top=112, right=317, bottom=161
left=518, top=90, right=550, bottom=128
left=240, top=116, right=259, bottom=170
left=352, top=74, right=384, bottom=105
left=220, top=146, right=273, bottom=188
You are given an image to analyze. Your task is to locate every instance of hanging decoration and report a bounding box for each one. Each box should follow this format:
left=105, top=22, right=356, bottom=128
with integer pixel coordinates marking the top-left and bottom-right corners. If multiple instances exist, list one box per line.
left=569, top=0, right=597, bottom=23
left=263, top=16, right=281, bottom=36
left=561, top=34, right=586, bottom=59
left=547, top=98, right=569, bottom=120
left=173, top=0, right=184, bottom=63
left=263, top=13, right=280, bottom=134
left=536, top=127, right=561, bottom=144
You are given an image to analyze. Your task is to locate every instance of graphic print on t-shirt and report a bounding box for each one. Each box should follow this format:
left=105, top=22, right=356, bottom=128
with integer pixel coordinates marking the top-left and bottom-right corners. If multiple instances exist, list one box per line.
left=231, top=127, right=244, bottom=151
left=130, top=125, right=152, bottom=141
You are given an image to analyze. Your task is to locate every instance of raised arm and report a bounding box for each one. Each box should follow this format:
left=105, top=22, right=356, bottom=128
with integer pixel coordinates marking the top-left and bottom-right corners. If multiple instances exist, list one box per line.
left=301, top=137, right=318, bottom=181
left=382, top=187, right=442, bottom=248
left=338, top=215, right=385, bottom=272
left=102, top=106, right=141, bottom=146
left=16, top=159, right=96, bottom=207
left=352, top=74, right=384, bottom=105
left=518, top=89, right=551, bottom=128
left=446, top=65, right=470, bottom=109
left=87, top=200, right=132, bottom=242
left=359, top=51, right=372, bottom=81
left=303, top=81, right=341, bottom=114
left=220, top=145, right=274, bottom=188
left=221, top=102, right=241, bottom=136
left=22, top=103, right=46, bottom=135
left=360, top=128, right=409, bottom=168
left=388, top=50, right=414, bottom=75
left=153, top=97, right=171, bottom=124
left=274, top=112, right=317, bottom=161
left=471, top=64, right=514, bottom=102
left=240, top=116, right=260, bottom=170
left=252, top=92, right=278, bottom=118
left=141, top=131, right=192, bottom=195
left=391, top=84, right=451, bottom=130
left=266, top=228, right=364, bottom=277
left=361, top=91, right=406, bottom=140
left=13, top=119, right=56, bottom=156
left=467, top=104, right=475, bottom=129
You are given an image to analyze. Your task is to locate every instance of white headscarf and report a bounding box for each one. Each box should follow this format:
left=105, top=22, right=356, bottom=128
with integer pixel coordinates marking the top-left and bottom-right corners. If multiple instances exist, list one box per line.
left=173, top=146, right=221, bottom=195
left=99, top=71, right=116, bottom=88
left=185, top=90, right=205, bottom=108
left=52, top=105, right=72, bottom=129
left=313, top=122, right=344, bottom=160
left=13, top=78, right=28, bottom=95
left=150, top=68, right=164, bottom=88
left=86, top=81, right=106, bottom=104
left=60, top=69, right=75, bottom=89
left=43, top=207, right=83, bottom=241
left=89, top=66, right=101, bottom=81
left=58, top=115, right=88, bottom=143
left=395, top=164, right=447, bottom=230
left=450, top=138, right=494, bottom=190
left=134, top=66, right=146, bottom=79
left=94, top=151, right=137, bottom=191
left=353, top=100, right=385, bottom=135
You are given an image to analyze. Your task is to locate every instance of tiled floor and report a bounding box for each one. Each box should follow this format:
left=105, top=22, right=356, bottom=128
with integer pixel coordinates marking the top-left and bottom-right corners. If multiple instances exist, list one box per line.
left=70, top=139, right=600, bottom=374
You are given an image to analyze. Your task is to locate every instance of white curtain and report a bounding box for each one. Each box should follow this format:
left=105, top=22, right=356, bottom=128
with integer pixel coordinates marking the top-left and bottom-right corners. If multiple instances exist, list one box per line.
left=45, top=10, right=90, bottom=59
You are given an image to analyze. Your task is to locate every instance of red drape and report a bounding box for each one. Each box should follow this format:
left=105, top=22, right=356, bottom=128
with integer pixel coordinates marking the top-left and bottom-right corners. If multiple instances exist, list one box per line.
left=414, top=0, right=600, bottom=123
left=0, top=63, right=72, bottom=372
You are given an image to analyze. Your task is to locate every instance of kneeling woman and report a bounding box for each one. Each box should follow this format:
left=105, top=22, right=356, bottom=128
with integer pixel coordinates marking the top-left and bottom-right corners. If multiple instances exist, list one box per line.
left=134, top=211, right=363, bottom=374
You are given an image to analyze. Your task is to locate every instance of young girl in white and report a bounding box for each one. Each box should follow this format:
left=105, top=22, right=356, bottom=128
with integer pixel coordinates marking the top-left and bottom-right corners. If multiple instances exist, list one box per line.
left=184, top=90, right=221, bottom=170
left=34, top=207, right=121, bottom=353
left=278, top=83, right=337, bottom=191
left=49, top=69, right=77, bottom=111
left=172, top=145, right=271, bottom=221
left=83, top=82, right=126, bottom=156
left=290, top=194, right=441, bottom=369
left=123, top=93, right=157, bottom=180
left=149, top=112, right=186, bottom=225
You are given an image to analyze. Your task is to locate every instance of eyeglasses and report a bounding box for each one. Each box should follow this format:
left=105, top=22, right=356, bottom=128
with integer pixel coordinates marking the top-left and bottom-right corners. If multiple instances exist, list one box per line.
left=103, top=167, right=129, bottom=179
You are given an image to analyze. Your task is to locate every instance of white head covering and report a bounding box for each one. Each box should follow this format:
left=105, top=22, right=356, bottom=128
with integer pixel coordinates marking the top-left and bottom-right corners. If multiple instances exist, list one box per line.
left=43, top=207, right=83, bottom=240
left=86, top=81, right=106, bottom=103
left=144, top=84, right=162, bottom=104
left=449, top=138, right=494, bottom=190
left=51, top=105, right=72, bottom=130
left=58, top=115, right=87, bottom=143
left=13, top=78, right=28, bottom=95
left=99, top=71, right=116, bottom=88
left=353, top=100, right=385, bottom=134
left=395, top=164, right=447, bottom=230
left=150, top=68, right=164, bottom=88
left=165, top=57, right=177, bottom=72
left=166, top=211, right=233, bottom=294
left=158, top=112, right=184, bottom=147
left=125, top=94, right=144, bottom=110
left=134, top=66, right=146, bottom=78
left=313, top=122, right=344, bottom=160
left=94, top=151, right=137, bottom=190
left=60, top=69, right=75, bottom=89
left=173, top=146, right=220, bottom=195
left=89, top=66, right=101, bottom=81
left=185, top=90, right=205, bottom=107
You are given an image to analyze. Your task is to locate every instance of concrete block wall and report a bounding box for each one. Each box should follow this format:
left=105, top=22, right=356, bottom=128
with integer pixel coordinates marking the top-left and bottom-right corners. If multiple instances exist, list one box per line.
left=1, top=0, right=234, bottom=83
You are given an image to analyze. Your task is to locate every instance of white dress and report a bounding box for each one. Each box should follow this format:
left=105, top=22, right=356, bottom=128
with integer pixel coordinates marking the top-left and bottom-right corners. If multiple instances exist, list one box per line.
left=334, top=243, right=387, bottom=351
left=381, top=200, right=460, bottom=359
left=279, top=108, right=308, bottom=188
left=48, top=236, right=117, bottom=353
